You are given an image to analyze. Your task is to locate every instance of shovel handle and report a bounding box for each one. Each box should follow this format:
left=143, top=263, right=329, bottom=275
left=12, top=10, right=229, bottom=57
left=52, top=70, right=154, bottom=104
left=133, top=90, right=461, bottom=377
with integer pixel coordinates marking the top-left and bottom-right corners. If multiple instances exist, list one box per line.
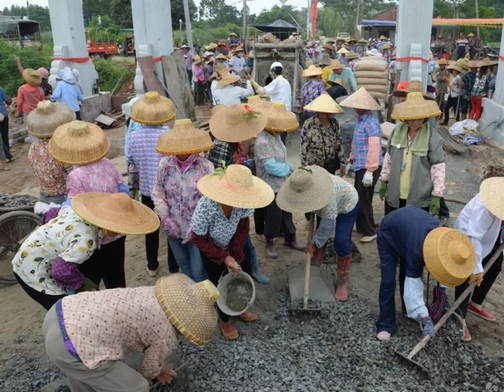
left=303, top=213, right=315, bottom=309
left=406, top=240, right=504, bottom=360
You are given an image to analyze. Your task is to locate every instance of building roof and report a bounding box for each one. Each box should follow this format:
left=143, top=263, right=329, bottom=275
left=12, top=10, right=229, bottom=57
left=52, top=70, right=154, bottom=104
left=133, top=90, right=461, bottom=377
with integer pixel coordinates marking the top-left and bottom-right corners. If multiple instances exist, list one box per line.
left=266, top=19, right=296, bottom=29
left=372, top=6, right=397, bottom=21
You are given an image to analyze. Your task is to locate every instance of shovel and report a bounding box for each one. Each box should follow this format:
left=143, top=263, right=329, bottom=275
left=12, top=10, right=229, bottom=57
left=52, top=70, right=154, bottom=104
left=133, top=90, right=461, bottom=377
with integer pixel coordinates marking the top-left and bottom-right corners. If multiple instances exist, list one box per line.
left=288, top=213, right=335, bottom=311
left=395, top=241, right=504, bottom=375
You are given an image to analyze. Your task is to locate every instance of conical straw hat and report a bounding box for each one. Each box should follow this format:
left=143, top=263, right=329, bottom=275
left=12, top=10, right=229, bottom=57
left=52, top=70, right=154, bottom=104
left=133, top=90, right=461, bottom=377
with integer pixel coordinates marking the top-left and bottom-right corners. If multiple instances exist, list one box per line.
left=197, top=164, right=274, bottom=209
left=217, top=71, right=240, bottom=87
left=339, top=87, right=382, bottom=111
left=22, top=68, right=42, bottom=87
left=210, top=103, right=268, bottom=142
left=391, top=92, right=441, bottom=120
left=130, top=92, right=176, bottom=125
left=156, top=274, right=219, bottom=346
left=277, top=166, right=334, bottom=213
left=423, top=227, right=476, bottom=286
left=48, top=121, right=110, bottom=165
left=71, top=192, right=160, bottom=235
left=337, top=47, right=349, bottom=54
left=302, top=65, right=323, bottom=77
left=264, top=102, right=299, bottom=132
left=480, top=177, right=504, bottom=220
left=27, top=101, right=76, bottom=138
left=156, top=119, right=213, bottom=155
left=304, top=92, right=344, bottom=114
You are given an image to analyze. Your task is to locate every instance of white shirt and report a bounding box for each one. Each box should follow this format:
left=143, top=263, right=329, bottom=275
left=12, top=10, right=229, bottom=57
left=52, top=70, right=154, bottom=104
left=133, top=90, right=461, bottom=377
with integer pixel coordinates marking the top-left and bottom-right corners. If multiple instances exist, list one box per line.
left=229, top=56, right=246, bottom=73
left=455, top=194, right=502, bottom=274
left=261, top=75, right=292, bottom=111
left=211, top=80, right=219, bottom=105
left=449, top=75, right=461, bottom=98
left=213, top=81, right=254, bottom=106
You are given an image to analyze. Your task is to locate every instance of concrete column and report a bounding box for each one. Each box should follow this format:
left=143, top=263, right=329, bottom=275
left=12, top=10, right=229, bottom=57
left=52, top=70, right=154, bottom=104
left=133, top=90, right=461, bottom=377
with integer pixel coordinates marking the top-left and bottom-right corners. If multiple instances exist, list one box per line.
left=395, top=0, right=434, bottom=87
left=480, top=13, right=504, bottom=145
left=131, top=0, right=174, bottom=94
left=47, top=0, right=98, bottom=97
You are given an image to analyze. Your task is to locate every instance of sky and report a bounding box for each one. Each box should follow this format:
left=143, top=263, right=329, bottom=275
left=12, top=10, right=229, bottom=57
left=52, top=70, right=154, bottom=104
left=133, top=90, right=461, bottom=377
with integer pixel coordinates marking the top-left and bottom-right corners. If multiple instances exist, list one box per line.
left=0, top=0, right=310, bottom=17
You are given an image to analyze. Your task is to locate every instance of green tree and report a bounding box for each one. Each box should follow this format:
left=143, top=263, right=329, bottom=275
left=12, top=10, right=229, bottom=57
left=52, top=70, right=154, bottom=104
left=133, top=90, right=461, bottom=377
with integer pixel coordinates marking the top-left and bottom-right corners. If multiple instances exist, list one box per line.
left=318, top=8, right=343, bottom=37
left=2, top=7, right=10, bottom=15
left=254, top=5, right=301, bottom=25
left=110, top=0, right=133, bottom=28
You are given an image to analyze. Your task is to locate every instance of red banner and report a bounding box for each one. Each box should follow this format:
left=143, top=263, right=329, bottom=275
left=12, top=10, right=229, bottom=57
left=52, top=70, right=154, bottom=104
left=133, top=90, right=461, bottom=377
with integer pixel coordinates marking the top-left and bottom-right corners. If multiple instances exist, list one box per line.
left=311, top=0, right=318, bottom=40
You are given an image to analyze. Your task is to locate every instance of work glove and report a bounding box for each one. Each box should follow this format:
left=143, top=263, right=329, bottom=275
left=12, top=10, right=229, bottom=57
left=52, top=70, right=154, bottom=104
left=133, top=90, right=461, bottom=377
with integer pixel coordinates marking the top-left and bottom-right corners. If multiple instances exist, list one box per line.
left=429, top=196, right=441, bottom=216
left=345, top=162, right=353, bottom=176
left=469, top=273, right=484, bottom=287
left=362, top=171, right=374, bottom=187
left=80, top=278, right=98, bottom=292
left=379, top=181, right=388, bottom=201
left=419, top=316, right=435, bottom=339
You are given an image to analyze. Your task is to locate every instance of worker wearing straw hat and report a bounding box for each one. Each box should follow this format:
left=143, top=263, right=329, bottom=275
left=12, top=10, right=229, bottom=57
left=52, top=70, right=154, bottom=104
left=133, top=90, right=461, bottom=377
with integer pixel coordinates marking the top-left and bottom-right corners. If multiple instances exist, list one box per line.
left=326, top=77, right=348, bottom=100
left=27, top=101, right=76, bottom=204
left=345, top=51, right=359, bottom=70
left=301, top=65, right=325, bottom=125
left=441, top=65, right=463, bottom=125
left=460, top=60, right=479, bottom=120
left=483, top=57, right=498, bottom=99
left=453, top=177, right=504, bottom=342
left=337, top=46, right=349, bottom=65
left=319, top=53, right=333, bottom=88
left=347, top=37, right=358, bottom=53
left=213, top=69, right=253, bottom=106
left=435, top=58, right=450, bottom=111
left=356, top=38, right=367, bottom=57
left=323, top=44, right=337, bottom=60
left=379, top=92, right=445, bottom=218
left=48, top=121, right=131, bottom=289
left=192, top=55, right=206, bottom=106
left=255, top=102, right=304, bottom=259
left=12, top=192, right=160, bottom=310
left=328, top=59, right=357, bottom=94
left=470, top=61, right=488, bottom=121
left=376, top=206, right=476, bottom=341
left=43, top=273, right=219, bottom=391
left=127, top=92, right=179, bottom=278
left=229, top=46, right=246, bottom=74
left=339, top=88, right=383, bottom=243
left=301, top=93, right=345, bottom=177
left=151, top=119, right=214, bottom=282
left=190, top=165, right=274, bottom=339
left=277, top=166, right=359, bottom=301
left=17, top=68, right=45, bottom=129
left=181, top=44, right=193, bottom=86
left=229, top=32, right=239, bottom=45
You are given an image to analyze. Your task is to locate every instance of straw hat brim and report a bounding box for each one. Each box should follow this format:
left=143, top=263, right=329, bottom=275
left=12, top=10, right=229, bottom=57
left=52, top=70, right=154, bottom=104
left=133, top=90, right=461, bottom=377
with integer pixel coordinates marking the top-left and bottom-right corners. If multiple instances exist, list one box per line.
left=264, top=109, right=299, bottom=132
left=302, top=68, right=323, bottom=77
left=339, top=87, right=382, bottom=111
left=447, top=65, right=462, bottom=73
left=277, top=166, right=334, bottom=213
left=423, top=227, right=476, bottom=286
left=23, top=68, right=42, bottom=87
left=391, top=99, right=441, bottom=120
left=71, top=192, right=160, bottom=235
left=156, top=274, right=219, bottom=346
left=304, top=94, right=344, bottom=114
left=393, top=90, right=436, bottom=101
left=27, top=102, right=76, bottom=138
left=209, top=104, right=268, bottom=143
left=217, top=74, right=240, bottom=87
left=480, top=177, right=504, bottom=221
left=156, top=127, right=214, bottom=155
left=197, top=172, right=274, bottom=209
left=48, top=122, right=110, bottom=165
left=331, top=61, right=345, bottom=70
left=130, top=95, right=176, bottom=126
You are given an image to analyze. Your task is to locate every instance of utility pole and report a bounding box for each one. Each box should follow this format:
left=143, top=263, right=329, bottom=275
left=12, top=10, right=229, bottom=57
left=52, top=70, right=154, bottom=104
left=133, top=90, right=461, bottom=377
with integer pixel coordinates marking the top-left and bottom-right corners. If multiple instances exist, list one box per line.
left=307, top=0, right=311, bottom=40
left=355, top=0, right=362, bottom=38
left=475, top=0, right=480, bottom=38
left=26, top=1, right=29, bottom=19
left=179, top=19, right=183, bottom=46
left=183, top=0, right=193, bottom=48
left=242, top=0, right=247, bottom=43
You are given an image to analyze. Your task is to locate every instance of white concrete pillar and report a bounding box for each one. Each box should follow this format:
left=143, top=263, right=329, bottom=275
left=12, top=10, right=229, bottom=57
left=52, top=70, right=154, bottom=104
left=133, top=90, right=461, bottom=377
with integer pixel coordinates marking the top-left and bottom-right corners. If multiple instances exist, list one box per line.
left=493, top=20, right=504, bottom=106
left=47, top=0, right=98, bottom=97
left=396, top=0, right=434, bottom=88
left=131, top=0, right=174, bottom=94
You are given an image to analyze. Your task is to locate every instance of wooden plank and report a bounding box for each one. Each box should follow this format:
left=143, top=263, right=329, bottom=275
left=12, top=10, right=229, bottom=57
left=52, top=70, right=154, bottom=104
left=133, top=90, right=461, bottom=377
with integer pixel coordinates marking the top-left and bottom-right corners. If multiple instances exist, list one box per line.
left=95, top=114, right=115, bottom=126
left=162, top=51, right=196, bottom=121
left=137, top=56, right=166, bottom=97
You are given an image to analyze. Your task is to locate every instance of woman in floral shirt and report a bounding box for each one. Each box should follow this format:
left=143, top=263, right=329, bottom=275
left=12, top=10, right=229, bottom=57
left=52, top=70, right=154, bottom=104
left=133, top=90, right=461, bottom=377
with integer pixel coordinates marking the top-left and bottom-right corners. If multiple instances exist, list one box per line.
left=152, top=119, right=214, bottom=282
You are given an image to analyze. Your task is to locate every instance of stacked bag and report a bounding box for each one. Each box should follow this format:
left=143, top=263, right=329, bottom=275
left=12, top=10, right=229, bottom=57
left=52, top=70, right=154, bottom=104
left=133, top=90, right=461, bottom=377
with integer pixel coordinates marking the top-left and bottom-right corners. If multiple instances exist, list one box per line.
left=353, top=57, right=389, bottom=101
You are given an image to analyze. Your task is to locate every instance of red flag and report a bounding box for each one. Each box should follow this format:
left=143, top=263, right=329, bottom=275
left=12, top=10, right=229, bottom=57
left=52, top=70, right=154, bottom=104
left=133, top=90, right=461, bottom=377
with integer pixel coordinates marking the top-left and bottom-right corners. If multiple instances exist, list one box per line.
left=311, top=0, right=318, bottom=40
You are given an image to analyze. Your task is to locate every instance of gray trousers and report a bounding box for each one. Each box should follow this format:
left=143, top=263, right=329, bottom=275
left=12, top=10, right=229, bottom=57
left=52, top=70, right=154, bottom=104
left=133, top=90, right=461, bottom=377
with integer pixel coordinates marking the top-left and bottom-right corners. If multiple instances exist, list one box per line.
left=43, top=306, right=149, bottom=392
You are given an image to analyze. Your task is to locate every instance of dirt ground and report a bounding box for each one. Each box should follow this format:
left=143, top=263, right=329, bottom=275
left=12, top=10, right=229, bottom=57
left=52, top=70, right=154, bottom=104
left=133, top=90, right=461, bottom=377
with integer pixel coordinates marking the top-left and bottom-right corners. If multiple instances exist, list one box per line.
left=1, top=110, right=504, bottom=378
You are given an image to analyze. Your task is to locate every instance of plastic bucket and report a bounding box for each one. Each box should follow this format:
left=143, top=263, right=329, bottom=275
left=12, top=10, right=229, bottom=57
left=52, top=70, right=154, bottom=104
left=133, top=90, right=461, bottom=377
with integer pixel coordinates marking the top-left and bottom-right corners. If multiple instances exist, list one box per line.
left=217, top=271, right=256, bottom=316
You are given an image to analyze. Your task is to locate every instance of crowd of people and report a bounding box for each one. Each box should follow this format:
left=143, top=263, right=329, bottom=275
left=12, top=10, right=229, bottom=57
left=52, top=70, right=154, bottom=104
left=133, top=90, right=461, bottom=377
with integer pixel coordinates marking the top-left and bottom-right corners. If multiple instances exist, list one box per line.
left=2, top=31, right=503, bottom=392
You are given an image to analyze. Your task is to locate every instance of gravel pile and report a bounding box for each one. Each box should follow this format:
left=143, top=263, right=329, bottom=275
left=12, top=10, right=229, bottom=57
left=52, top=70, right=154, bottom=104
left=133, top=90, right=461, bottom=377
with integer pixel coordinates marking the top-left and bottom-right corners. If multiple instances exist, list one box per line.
left=0, top=355, right=62, bottom=392
left=3, top=293, right=503, bottom=392
left=0, top=193, right=37, bottom=209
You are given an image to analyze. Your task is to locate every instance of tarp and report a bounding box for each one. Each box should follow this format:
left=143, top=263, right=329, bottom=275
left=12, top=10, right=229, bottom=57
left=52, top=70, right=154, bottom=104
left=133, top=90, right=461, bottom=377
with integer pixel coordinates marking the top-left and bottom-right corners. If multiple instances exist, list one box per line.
left=253, top=19, right=296, bottom=40
left=363, top=18, right=503, bottom=28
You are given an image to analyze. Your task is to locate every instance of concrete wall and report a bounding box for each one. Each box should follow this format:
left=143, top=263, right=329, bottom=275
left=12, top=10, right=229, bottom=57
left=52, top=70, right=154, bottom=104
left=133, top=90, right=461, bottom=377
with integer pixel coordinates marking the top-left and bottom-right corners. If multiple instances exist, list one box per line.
left=80, top=93, right=112, bottom=122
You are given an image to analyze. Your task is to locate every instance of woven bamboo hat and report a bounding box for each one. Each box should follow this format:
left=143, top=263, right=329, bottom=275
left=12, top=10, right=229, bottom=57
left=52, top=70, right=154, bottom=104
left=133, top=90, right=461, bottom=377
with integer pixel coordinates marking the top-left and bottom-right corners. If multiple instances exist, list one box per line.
left=155, top=274, right=219, bottom=346
left=207, top=43, right=218, bottom=51
left=393, top=80, right=435, bottom=101
left=448, top=65, right=463, bottom=73
left=339, top=87, right=382, bottom=111
left=468, top=60, right=481, bottom=69
left=323, top=44, right=334, bottom=52
left=130, top=92, right=176, bottom=125
left=211, top=104, right=225, bottom=117
left=215, top=53, right=227, bottom=61
left=49, top=121, right=110, bottom=165
left=456, top=58, right=470, bottom=70
left=327, top=77, right=345, bottom=87
left=304, top=92, right=344, bottom=114
left=438, top=58, right=449, bottom=65
left=481, top=57, right=498, bottom=67
left=71, top=192, right=160, bottom=235
left=22, top=68, right=42, bottom=87
left=423, top=227, right=476, bottom=287
left=217, top=71, right=240, bottom=87
left=247, top=95, right=273, bottom=112
left=264, top=102, right=299, bottom=132
left=480, top=177, right=504, bottom=220
left=379, top=35, right=387, bottom=40
left=198, top=164, right=274, bottom=208
left=156, top=119, right=213, bottom=155
left=358, top=38, right=367, bottom=44
left=193, top=55, right=203, bottom=65
left=348, top=37, right=357, bottom=43
left=277, top=166, right=334, bottom=213
left=230, top=32, right=237, bottom=37
left=346, top=51, right=358, bottom=60
left=302, top=64, right=323, bottom=77
left=27, top=101, right=76, bottom=138
left=319, top=53, right=332, bottom=66
left=392, top=92, right=441, bottom=120
left=468, top=32, right=475, bottom=37
left=330, top=59, right=345, bottom=70
left=381, top=44, right=391, bottom=50
left=210, top=103, right=268, bottom=142
left=337, top=47, right=349, bottom=54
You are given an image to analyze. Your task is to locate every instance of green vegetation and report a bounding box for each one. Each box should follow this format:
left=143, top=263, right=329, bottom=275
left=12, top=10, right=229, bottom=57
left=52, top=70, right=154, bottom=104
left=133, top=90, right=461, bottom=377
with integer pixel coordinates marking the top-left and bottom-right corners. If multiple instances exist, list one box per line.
left=94, top=58, right=135, bottom=93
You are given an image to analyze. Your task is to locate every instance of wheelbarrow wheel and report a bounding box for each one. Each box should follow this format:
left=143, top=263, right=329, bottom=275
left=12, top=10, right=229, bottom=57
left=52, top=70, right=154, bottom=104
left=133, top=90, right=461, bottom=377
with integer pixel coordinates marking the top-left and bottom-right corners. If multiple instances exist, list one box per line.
left=0, top=211, right=42, bottom=285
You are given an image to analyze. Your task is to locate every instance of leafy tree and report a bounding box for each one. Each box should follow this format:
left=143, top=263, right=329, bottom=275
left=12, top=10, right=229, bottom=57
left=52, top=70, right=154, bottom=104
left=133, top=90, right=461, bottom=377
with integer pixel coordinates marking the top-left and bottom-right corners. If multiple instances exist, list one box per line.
left=110, top=0, right=133, bottom=28
left=254, top=5, right=300, bottom=26
left=318, top=8, right=343, bottom=37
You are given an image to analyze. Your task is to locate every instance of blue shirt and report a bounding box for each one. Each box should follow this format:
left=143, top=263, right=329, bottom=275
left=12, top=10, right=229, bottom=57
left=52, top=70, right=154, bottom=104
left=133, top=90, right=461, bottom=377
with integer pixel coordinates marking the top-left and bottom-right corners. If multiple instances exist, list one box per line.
left=329, top=67, right=357, bottom=94
left=50, top=82, right=83, bottom=112
left=0, top=87, right=10, bottom=117
left=352, top=110, right=383, bottom=171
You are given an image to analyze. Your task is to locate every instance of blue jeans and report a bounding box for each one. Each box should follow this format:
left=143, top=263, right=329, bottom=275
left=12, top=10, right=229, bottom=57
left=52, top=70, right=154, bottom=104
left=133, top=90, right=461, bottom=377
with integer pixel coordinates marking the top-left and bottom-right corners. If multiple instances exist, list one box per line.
left=334, top=203, right=359, bottom=256
left=167, top=237, right=208, bottom=282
